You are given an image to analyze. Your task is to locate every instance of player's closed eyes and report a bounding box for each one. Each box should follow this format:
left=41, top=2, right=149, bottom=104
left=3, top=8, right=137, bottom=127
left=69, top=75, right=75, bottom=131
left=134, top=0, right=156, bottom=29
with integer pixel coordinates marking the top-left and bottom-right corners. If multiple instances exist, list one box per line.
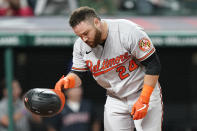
left=83, top=32, right=88, bottom=36
left=81, top=31, right=88, bottom=37
left=79, top=32, right=88, bottom=39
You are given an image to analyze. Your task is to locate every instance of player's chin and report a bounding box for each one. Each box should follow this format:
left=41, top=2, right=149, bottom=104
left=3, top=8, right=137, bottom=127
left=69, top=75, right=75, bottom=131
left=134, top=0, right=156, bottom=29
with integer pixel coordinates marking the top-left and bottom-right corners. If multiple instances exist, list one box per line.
left=90, top=45, right=96, bottom=48
left=88, top=43, right=96, bottom=48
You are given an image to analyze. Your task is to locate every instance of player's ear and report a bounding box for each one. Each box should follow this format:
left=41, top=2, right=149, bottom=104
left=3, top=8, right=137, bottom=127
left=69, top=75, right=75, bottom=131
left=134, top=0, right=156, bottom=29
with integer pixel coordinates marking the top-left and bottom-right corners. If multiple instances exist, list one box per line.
left=94, top=18, right=100, bottom=28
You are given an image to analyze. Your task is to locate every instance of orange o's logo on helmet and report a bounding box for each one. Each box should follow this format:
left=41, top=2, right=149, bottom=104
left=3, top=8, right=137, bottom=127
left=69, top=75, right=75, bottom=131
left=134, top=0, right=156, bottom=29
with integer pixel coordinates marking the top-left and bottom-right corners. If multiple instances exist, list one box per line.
left=138, top=38, right=151, bottom=52
left=24, top=97, right=28, bottom=102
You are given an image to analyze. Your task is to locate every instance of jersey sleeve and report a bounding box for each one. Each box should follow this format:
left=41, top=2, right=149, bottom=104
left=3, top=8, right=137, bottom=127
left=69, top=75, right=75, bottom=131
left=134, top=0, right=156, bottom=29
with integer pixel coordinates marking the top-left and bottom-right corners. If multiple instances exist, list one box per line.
left=130, top=28, right=155, bottom=62
left=71, top=40, right=89, bottom=72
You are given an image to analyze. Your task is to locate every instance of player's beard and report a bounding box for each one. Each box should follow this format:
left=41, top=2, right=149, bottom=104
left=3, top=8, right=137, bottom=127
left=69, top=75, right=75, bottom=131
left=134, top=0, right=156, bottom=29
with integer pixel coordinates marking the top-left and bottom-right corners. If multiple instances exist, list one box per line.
left=91, top=28, right=102, bottom=48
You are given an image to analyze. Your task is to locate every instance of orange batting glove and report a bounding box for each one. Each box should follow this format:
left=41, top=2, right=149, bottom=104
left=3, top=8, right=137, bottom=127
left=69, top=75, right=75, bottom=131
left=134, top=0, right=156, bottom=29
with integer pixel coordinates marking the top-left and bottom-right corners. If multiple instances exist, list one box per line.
left=131, top=85, right=154, bottom=120
left=55, top=74, right=75, bottom=91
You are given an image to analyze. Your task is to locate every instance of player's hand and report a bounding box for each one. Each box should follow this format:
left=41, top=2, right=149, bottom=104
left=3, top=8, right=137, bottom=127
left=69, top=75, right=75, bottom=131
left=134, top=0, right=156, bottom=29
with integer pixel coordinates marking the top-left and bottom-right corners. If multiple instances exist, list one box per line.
left=55, top=74, right=76, bottom=91
left=131, top=96, right=149, bottom=120
left=131, top=84, right=154, bottom=120
left=55, top=75, right=69, bottom=91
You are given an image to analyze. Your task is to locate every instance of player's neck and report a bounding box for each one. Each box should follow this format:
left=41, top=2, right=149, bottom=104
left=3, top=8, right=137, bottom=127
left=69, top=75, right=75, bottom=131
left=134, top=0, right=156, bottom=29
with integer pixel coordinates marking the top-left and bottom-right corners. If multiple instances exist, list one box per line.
left=101, top=21, right=108, bottom=43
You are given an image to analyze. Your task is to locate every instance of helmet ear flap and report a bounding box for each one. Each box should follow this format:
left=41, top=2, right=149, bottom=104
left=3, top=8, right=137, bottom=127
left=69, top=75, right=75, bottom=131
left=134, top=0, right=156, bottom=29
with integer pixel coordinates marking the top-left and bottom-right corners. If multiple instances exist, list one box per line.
left=24, top=88, right=65, bottom=117
left=50, top=89, right=65, bottom=114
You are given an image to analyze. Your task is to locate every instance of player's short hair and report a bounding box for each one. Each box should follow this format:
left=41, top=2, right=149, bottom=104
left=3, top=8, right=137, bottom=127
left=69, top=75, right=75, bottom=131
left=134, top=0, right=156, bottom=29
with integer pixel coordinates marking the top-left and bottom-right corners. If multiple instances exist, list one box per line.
left=69, top=6, right=101, bottom=28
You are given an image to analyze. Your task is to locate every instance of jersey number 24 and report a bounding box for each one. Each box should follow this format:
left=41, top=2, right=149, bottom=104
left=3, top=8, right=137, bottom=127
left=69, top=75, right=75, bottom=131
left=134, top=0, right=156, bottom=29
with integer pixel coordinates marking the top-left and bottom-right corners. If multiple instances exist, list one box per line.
left=116, top=59, right=138, bottom=80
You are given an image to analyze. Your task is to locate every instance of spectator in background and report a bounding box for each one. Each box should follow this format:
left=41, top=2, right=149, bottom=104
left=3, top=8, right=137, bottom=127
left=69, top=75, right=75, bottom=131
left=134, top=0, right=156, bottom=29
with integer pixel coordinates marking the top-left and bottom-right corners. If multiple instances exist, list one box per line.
left=136, top=0, right=180, bottom=15
left=34, top=0, right=78, bottom=16
left=0, top=0, right=20, bottom=16
left=0, top=0, right=33, bottom=16
left=18, top=0, right=34, bottom=16
left=79, top=0, right=115, bottom=14
left=27, top=0, right=37, bottom=11
left=136, top=0, right=163, bottom=15
left=0, top=79, right=30, bottom=131
left=29, top=113, right=56, bottom=131
left=49, top=86, right=101, bottom=131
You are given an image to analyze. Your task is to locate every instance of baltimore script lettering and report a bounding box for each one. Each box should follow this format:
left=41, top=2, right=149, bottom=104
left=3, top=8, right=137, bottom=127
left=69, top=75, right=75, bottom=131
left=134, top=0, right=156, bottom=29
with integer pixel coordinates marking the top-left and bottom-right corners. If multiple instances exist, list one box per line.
left=85, top=52, right=131, bottom=76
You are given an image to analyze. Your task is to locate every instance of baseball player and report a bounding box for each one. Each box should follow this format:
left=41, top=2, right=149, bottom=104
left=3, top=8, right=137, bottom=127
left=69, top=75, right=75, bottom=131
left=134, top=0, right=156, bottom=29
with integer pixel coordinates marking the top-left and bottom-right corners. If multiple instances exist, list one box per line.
left=55, top=6, right=163, bottom=131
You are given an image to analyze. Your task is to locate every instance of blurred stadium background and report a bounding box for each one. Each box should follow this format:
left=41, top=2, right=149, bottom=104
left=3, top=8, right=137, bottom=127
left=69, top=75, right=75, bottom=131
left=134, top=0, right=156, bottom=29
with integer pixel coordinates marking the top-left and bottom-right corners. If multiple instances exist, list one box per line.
left=0, top=0, right=197, bottom=131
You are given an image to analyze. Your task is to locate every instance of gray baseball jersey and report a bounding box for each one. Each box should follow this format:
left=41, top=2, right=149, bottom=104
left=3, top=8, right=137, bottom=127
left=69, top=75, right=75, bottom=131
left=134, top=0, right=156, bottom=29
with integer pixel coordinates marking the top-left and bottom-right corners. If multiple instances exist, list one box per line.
left=71, top=19, right=155, bottom=98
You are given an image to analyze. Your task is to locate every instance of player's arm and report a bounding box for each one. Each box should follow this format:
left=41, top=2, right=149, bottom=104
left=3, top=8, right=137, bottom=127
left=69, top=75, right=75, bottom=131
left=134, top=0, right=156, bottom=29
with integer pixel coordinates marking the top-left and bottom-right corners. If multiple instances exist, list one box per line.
left=131, top=52, right=161, bottom=120
left=55, top=38, right=89, bottom=91
left=141, top=51, right=161, bottom=87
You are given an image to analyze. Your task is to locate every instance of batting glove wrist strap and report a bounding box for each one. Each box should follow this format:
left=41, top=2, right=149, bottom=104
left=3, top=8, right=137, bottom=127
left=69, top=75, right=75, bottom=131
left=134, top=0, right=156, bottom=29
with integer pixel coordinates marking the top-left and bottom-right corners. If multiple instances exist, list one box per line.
left=140, top=84, right=154, bottom=103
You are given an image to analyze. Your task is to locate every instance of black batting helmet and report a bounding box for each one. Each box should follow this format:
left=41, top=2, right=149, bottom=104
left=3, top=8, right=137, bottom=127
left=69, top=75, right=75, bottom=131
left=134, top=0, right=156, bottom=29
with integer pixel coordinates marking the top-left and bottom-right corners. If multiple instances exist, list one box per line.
left=24, top=88, right=65, bottom=117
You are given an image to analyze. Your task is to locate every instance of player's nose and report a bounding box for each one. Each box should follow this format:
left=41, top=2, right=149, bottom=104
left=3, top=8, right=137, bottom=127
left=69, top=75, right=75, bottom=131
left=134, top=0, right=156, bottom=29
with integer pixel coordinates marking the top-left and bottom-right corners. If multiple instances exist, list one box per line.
left=82, top=36, right=88, bottom=42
